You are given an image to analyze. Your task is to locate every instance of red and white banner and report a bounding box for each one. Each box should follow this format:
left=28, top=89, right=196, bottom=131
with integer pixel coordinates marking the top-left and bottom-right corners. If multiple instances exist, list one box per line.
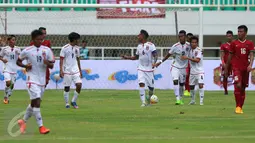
left=97, top=0, right=166, bottom=19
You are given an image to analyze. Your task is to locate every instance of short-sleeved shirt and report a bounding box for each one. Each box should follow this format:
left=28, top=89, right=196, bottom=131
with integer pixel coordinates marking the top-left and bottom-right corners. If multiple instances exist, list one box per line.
left=0, top=46, right=21, bottom=74
left=60, top=44, right=80, bottom=74
left=19, top=45, right=55, bottom=86
left=136, top=42, right=156, bottom=72
left=230, top=39, right=255, bottom=70
left=188, top=47, right=204, bottom=75
left=169, top=42, right=191, bottom=69
left=220, top=42, right=231, bottom=63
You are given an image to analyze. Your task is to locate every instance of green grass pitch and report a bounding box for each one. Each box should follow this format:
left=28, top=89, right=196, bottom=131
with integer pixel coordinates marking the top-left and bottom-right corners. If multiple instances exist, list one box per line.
left=0, top=90, right=255, bottom=143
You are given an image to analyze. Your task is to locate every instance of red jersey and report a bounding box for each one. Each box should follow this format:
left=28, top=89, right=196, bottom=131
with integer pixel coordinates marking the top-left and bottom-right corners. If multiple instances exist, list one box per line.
left=230, top=39, right=255, bottom=70
left=220, top=42, right=231, bottom=63
left=30, top=40, right=51, bottom=48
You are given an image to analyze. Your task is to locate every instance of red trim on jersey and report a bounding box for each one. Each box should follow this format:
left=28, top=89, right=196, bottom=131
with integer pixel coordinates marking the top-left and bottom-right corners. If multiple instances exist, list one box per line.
left=3, top=71, right=16, bottom=74
left=26, top=82, right=45, bottom=87
left=171, top=65, right=186, bottom=69
left=190, top=72, right=204, bottom=75
left=64, top=72, right=80, bottom=75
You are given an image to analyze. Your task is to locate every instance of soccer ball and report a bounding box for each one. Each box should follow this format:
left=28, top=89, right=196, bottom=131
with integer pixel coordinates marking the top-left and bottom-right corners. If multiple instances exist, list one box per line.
left=150, top=95, right=159, bottom=104
left=54, top=74, right=61, bottom=81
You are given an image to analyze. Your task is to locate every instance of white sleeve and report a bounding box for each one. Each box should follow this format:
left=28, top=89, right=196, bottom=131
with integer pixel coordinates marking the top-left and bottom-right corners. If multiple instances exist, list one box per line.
left=19, top=49, right=27, bottom=60
left=60, top=47, right=65, bottom=58
left=151, top=44, right=156, bottom=52
left=16, top=48, right=21, bottom=55
left=196, top=50, right=202, bottom=59
left=135, top=47, right=139, bottom=55
left=47, top=49, right=55, bottom=62
left=169, top=45, right=175, bottom=54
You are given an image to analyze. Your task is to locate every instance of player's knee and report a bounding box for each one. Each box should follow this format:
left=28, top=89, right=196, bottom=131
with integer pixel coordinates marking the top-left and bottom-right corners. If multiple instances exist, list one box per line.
left=139, top=83, right=145, bottom=87
left=190, top=85, right=195, bottom=90
left=173, top=80, right=178, bottom=85
left=199, top=84, right=204, bottom=89
left=64, top=86, right=70, bottom=92
left=31, top=98, right=41, bottom=108
left=6, top=81, right=11, bottom=87
left=179, top=83, right=184, bottom=86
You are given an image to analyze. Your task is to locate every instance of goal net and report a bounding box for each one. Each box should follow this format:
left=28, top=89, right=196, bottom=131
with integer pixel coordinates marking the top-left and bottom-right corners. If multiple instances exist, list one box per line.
left=0, top=3, right=203, bottom=90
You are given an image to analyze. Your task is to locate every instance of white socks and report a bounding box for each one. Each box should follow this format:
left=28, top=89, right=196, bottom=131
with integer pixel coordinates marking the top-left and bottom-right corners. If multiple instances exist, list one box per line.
left=139, top=87, right=145, bottom=104
left=33, top=108, right=43, bottom=127
left=4, top=86, right=11, bottom=98
left=64, top=91, right=69, bottom=105
left=190, top=90, right=195, bottom=102
left=23, top=104, right=33, bottom=122
left=199, top=88, right=204, bottom=103
left=173, top=85, right=180, bottom=101
left=72, top=91, right=79, bottom=103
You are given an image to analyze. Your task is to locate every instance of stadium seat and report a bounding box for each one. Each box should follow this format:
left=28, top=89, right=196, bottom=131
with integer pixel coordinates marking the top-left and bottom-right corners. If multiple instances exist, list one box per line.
left=16, top=0, right=41, bottom=11
left=222, top=0, right=234, bottom=11
left=236, top=0, right=247, bottom=11
left=0, top=0, right=13, bottom=11
left=44, top=0, right=71, bottom=11
left=86, top=0, right=97, bottom=11
left=74, top=0, right=86, bottom=11
left=250, top=0, right=255, bottom=11
left=203, top=0, right=217, bottom=11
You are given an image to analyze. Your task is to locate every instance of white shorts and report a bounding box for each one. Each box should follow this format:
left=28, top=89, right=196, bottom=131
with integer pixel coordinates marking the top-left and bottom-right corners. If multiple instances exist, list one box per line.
left=189, top=73, right=205, bottom=85
left=138, top=70, right=154, bottom=88
left=27, top=83, right=45, bottom=100
left=4, top=72, right=16, bottom=83
left=171, top=67, right=186, bottom=83
left=63, top=73, right=82, bottom=87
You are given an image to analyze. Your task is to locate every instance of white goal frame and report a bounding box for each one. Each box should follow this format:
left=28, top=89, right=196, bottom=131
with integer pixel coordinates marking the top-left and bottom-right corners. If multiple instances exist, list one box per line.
left=0, top=4, right=204, bottom=48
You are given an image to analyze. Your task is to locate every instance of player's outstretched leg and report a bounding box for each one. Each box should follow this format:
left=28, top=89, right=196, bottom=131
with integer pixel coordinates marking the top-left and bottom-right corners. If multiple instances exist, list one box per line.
left=188, top=85, right=196, bottom=105
left=198, top=84, right=204, bottom=105
left=3, top=80, right=12, bottom=104
left=234, top=83, right=242, bottom=114
left=64, top=86, right=70, bottom=108
left=71, top=83, right=82, bottom=109
left=18, top=104, right=33, bottom=134
left=173, top=80, right=181, bottom=105
left=146, top=86, right=154, bottom=105
left=179, top=83, right=185, bottom=105
left=139, top=83, right=146, bottom=107
left=223, top=77, right=228, bottom=95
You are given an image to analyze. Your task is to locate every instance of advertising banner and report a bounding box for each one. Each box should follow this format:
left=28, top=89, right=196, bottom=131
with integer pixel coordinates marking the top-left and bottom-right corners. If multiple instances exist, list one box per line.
left=97, top=0, right=166, bottom=19
left=0, top=60, right=255, bottom=90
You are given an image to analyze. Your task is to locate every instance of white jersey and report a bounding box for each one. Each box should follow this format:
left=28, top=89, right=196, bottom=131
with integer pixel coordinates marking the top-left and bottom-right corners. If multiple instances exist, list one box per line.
left=169, top=42, right=191, bottom=69
left=19, top=45, right=55, bottom=86
left=0, top=46, right=21, bottom=74
left=136, top=42, right=156, bottom=72
left=60, top=44, right=80, bottom=74
left=188, top=47, right=204, bottom=74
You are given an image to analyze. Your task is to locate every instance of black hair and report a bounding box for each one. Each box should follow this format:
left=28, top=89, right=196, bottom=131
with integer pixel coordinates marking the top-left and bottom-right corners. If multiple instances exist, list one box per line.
left=226, top=30, right=233, bottom=35
left=179, top=30, right=186, bottom=35
left=82, top=39, right=88, bottom=43
left=7, top=35, right=16, bottom=41
left=31, top=30, right=43, bottom=39
left=190, top=36, right=199, bottom=43
left=238, top=25, right=248, bottom=33
left=187, top=33, right=193, bottom=37
left=68, top=32, right=81, bottom=42
left=140, top=29, right=149, bottom=39
left=39, top=27, right=46, bottom=31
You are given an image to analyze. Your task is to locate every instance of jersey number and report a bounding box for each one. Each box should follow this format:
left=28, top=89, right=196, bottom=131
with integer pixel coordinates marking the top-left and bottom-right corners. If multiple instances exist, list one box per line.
left=10, top=54, right=15, bottom=60
left=37, top=56, right=42, bottom=62
left=241, top=48, right=246, bottom=54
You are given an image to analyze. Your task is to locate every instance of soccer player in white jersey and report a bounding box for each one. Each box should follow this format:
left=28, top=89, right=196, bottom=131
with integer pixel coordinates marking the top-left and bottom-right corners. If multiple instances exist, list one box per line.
left=0, top=35, right=21, bottom=104
left=154, top=30, right=191, bottom=105
left=122, top=30, right=157, bottom=107
left=60, top=32, right=82, bottom=109
left=16, top=30, right=54, bottom=134
left=181, top=36, right=204, bottom=105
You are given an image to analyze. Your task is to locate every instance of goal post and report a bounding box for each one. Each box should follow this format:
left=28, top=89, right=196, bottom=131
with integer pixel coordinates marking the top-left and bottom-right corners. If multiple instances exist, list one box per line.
left=0, top=3, right=204, bottom=57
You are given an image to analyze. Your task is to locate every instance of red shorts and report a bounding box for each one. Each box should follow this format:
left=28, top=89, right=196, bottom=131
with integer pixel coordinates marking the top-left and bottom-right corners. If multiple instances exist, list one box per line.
left=233, top=69, right=249, bottom=87
left=46, top=68, right=50, bottom=85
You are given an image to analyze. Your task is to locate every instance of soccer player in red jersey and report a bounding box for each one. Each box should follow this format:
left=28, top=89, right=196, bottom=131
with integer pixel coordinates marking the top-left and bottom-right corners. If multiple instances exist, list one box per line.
left=225, top=25, right=254, bottom=114
left=184, top=33, right=193, bottom=96
left=220, top=30, right=234, bottom=95
left=30, top=27, right=52, bottom=87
